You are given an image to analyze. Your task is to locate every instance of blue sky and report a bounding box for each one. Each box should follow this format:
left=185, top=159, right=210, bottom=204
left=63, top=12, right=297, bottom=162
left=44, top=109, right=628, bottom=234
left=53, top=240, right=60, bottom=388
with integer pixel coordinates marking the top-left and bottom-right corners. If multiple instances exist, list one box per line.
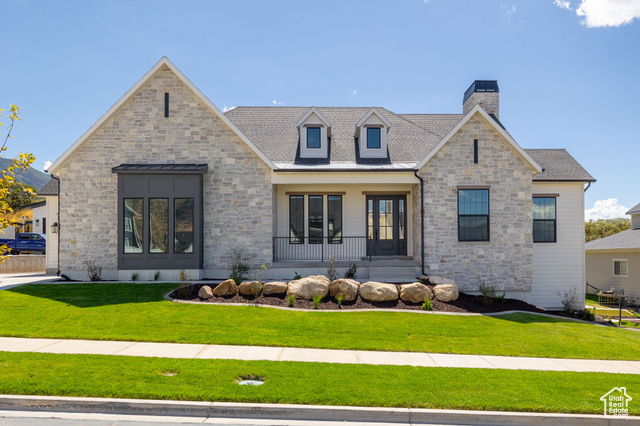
left=2, top=0, right=639, bottom=219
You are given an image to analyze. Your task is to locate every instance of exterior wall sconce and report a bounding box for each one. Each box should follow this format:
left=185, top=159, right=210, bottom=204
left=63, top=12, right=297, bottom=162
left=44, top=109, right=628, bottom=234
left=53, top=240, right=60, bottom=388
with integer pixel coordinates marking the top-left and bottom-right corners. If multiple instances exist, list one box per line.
left=51, top=223, right=59, bottom=234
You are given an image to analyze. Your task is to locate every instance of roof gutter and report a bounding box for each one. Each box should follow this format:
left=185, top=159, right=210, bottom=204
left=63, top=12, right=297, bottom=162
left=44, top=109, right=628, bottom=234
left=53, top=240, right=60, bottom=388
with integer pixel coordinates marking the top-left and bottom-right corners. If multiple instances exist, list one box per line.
left=413, top=170, right=427, bottom=277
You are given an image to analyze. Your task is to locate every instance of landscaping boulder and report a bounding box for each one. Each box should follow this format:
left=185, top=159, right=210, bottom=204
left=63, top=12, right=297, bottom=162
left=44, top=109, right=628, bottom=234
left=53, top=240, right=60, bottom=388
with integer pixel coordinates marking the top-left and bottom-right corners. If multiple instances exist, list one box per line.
left=238, top=281, right=263, bottom=296
left=212, top=279, right=238, bottom=297
left=329, top=279, right=359, bottom=302
left=428, top=275, right=456, bottom=285
left=263, top=281, right=288, bottom=295
left=400, top=282, right=433, bottom=303
left=359, top=281, right=398, bottom=302
left=433, top=283, right=459, bottom=302
left=198, top=285, right=214, bottom=299
left=287, top=275, right=330, bottom=300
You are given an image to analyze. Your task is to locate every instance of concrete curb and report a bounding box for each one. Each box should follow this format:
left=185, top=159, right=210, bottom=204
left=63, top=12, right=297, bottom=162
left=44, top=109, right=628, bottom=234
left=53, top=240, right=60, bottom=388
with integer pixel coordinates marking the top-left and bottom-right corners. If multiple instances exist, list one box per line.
left=0, top=395, right=637, bottom=425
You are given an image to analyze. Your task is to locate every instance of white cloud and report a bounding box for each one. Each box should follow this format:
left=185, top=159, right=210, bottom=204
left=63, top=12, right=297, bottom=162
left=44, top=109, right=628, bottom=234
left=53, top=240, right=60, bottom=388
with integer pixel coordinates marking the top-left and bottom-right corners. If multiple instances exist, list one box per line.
left=222, top=105, right=235, bottom=113
left=43, top=161, right=52, bottom=172
left=352, top=90, right=357, bottom=95
left=576, top=0, right=640, bottom=27
left=554, top=0, right=572, bottom=10
left=272, top=100, right=283, bottom=106
left=585, top=198, right=630, bottom=220
left=500, top=4, right=517, bottom=19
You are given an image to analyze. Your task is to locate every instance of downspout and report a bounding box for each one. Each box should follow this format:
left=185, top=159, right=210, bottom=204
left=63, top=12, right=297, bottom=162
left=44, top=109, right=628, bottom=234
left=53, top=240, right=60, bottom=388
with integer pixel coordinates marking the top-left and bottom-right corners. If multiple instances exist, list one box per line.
left=584, top=182, right=591, bottom=192
left=413, top=170, right=427, bottom=277
left=50, top=174, right=61, bottom=277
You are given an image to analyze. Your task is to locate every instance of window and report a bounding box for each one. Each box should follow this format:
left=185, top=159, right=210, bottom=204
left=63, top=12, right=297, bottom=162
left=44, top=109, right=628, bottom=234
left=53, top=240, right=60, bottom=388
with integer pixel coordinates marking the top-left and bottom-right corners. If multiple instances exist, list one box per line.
left=367, top=127, right=381, bottom=149
left=289, top=195, right=304, bottom=244
left=307, top=127, right=321, bottom=149
left=533, top=197, right=556, bottom=243
left=114, top=166, right=206, bottom=270
left=458, top=189, right=489, bottom=242
left=309, top=196, right=323, bottom=244
left=614, top=259, right=628, bottom=277
left=328, top=195, right=342, bottom=244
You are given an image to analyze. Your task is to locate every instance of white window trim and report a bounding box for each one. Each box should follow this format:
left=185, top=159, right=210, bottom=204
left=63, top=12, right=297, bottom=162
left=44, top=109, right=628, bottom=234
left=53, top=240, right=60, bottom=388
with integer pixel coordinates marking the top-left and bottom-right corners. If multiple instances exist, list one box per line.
left=297, top=107, right=331, bottom=159
left=613, top=258, right=628, bottom=277
left=356, top=107, right=391, bottom=159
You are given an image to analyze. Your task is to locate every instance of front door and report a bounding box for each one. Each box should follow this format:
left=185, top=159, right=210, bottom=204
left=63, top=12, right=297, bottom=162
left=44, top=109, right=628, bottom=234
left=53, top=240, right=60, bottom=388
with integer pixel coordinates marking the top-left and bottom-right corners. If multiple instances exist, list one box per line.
left=367, top=195, right=407, bottom=256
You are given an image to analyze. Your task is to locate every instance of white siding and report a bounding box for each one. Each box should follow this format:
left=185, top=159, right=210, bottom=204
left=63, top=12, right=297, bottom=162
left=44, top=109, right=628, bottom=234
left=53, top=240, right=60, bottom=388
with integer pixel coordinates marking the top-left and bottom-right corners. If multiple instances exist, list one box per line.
left=586, top=251, right=640, bottom=306
left=45, top=196, right=59, bottom=274
left=530, top=182, right=586, bottom=309
left=32, top=204, right=47, bottom=234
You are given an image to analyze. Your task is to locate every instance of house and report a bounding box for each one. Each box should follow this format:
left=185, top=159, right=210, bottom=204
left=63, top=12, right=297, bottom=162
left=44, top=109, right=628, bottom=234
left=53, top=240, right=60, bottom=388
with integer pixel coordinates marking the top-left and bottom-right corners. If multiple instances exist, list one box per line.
left=44, top=57, right=594, bottom=309
left=586, top=203, right=640, bottom=306
left=0, top=200, right=46, bottom=238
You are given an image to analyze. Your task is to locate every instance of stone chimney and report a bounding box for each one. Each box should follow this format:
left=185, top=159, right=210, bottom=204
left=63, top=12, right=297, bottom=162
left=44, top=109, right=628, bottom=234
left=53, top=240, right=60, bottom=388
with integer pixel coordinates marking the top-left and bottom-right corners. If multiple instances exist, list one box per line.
left=463, top=80, right=499, bottom=119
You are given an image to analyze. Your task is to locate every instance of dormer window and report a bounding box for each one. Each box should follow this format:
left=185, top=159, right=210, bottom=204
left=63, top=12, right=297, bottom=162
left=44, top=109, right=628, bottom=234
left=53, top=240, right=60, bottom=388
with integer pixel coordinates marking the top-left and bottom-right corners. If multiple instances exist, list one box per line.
left=367, top=127, right=381, bottom=149
left=356, top=108, right=391, bottom=159
left=296, top=107, right=331, bottom=159
left=307, top=127, right=321, bottom=149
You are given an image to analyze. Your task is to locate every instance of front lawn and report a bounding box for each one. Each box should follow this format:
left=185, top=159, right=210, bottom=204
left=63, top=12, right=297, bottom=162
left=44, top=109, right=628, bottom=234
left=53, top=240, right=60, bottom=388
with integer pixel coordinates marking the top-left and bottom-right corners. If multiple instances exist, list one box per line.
left=1, top=283, right=640, bottom=360
left=1, top=351, right=638, bottom=415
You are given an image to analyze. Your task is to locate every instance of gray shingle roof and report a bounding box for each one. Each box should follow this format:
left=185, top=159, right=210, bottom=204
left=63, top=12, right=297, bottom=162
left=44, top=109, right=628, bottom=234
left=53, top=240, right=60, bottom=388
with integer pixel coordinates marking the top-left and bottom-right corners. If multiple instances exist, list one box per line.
left=37, top=178, right=59, bottom=196
left=525, top=149, right=595, bottom=182
left=585, top=228, right=640, bottom=251
left=225, top=107, right=594, bottom=181
left=627, top=203, right=640, bottom=215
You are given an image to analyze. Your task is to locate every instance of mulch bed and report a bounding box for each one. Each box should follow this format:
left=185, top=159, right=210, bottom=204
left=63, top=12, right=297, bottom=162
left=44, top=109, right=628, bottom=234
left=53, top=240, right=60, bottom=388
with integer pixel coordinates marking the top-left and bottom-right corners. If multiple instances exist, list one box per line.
left=170, top=283, right=546, bottom=314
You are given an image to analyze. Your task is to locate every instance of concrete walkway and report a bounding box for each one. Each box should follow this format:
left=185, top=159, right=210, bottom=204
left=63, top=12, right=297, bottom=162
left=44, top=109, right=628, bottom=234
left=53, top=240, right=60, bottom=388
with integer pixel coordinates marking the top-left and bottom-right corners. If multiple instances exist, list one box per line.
left=0, top=273, right=61, bottom=290
left=2, top=337, right=639, bottom=375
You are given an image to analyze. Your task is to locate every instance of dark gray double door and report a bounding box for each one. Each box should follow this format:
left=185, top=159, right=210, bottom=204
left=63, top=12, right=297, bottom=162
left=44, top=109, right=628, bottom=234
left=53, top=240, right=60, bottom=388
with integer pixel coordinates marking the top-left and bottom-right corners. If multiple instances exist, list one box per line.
left=366, top=195, right=407, bottom=257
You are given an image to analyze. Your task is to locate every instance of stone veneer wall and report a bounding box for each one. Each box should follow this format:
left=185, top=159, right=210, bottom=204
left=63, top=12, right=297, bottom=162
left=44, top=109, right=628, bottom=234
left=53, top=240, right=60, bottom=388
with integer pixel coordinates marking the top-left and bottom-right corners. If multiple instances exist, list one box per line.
left=53, top=65, right=273, bottom=279
left=418, top=112, right=534, bottom=292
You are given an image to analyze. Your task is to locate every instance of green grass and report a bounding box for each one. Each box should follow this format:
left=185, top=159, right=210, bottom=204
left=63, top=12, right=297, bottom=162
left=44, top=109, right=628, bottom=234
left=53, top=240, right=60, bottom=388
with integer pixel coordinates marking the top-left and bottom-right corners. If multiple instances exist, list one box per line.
left=1, top=351, right=638, bottom=414
left=2, top=283, right=640, bottom=360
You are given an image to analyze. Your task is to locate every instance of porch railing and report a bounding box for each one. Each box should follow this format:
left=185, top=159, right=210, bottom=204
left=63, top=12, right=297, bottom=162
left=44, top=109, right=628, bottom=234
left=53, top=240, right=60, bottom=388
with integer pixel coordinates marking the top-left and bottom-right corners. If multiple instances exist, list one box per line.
left=273, top=236, right=370, bottom=262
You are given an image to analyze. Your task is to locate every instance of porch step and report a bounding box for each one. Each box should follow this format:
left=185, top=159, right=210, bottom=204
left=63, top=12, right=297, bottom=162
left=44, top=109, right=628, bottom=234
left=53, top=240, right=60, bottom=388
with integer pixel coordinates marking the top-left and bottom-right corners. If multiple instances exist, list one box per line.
left=368, top=265, right=419, bottom=283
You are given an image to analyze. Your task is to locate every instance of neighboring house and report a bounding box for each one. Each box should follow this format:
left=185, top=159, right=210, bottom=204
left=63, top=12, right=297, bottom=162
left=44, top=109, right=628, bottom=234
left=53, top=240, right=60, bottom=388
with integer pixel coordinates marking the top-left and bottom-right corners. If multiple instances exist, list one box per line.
left=0, top=200, right=46, bottom=237
left=45, top=57, right=594, bottom=309
left=586, top=203, right=640, bottom=306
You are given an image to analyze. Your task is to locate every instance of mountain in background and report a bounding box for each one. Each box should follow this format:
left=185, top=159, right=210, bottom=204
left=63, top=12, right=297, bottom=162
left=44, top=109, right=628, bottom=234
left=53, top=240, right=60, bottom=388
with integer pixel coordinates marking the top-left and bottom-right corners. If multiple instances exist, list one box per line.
left=0, top=157, right=51, bottom=191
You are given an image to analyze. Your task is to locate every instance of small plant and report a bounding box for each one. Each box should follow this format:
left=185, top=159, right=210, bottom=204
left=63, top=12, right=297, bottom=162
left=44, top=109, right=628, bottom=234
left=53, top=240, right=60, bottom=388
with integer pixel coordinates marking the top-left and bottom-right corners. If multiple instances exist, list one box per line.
left=84, top=260, right=102, bottom=282
left=557, top=288, right=578, bottom=314
left=313, top=294, right=323, bottom=309
left=336, top=293, right=344, bottom=309
left=574, top=308, right=595, bottom=321
left=478, top=281, right=499, bottom=306
left=422, top=298, right=433, bottom=311
left=495, top=292, right=506, bottom=304
left=229, top=248, right=250, bottom=285
left=293, top=271, right=302, bottom=280
left=287, top=294, right=295, bottom=307
left=252, top=264, right=268, bottom=286
left=326, top=253, right=338, bottom=282
left=153, top=271, right=161, bottom=281
left=175, top=269, right=191, bottom=298
left=344, top=262, right=358, bottom=279
left=131, top=272, right=140, bottom=281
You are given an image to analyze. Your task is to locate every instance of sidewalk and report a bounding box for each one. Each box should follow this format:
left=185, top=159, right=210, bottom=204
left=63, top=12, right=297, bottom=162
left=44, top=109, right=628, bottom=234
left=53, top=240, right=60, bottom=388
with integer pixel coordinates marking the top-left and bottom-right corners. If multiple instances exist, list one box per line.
left=0, top=273, right=61, bottom=290
left=2, top=337, right=639, bottom=374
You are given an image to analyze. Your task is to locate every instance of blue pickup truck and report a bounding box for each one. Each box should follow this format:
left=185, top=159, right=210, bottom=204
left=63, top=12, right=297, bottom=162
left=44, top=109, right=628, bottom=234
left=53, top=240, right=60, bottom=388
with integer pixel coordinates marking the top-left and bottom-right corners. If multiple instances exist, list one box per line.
left=0, top=232, right=46, bottom=255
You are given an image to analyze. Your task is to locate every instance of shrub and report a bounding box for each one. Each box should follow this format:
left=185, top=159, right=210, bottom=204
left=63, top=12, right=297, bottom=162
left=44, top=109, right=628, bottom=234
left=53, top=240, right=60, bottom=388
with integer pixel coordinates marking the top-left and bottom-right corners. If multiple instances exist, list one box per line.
left=313, top=295, right=323, bottom=309
left=293, top=271, right=302, bottom=280
left=336, top=294, right=344, bottom=309
left=84, top=261, right=102, bottom=282
left=422, top=298, right=433, bottom=311
left=287, top=294, right=295, bottom=307
left=557, top=288, right=578, bottom=313
left=154, top=271, right=161, bottom=281
left=229, top=248, right=250, bottom=285
left=575, top=308, right=595, bottom=321
left=344, top=262, right=357, bottom=279
left=175, top=270, right=191, bottom=299
left=326, top=253, right=338, bottom=282
left=478, top=282, right=503, bottom=306
left=131, top=272, right=139, bottom=281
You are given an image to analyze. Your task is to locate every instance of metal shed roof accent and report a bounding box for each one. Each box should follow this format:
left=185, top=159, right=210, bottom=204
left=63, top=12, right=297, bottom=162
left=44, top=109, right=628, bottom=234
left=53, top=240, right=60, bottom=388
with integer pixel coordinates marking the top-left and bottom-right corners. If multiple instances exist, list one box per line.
left=111, top=164, right=208, bottom=174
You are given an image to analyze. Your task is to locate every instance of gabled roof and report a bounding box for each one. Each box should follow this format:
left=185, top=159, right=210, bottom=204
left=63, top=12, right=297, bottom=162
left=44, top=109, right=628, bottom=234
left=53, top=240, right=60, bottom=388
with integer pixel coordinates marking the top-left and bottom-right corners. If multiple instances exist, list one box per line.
left=627, top=203, right=640, bottom=215
left=49, top=57, right=275, bottom=173
left=296, top=107, right=331, bottom=128
left=415, top=105, right=542, bottom=173
left=356, top=107, right=392, bottom=129
left=38, top=178, right=59, bottom=196
left=585, top=228, right=640, bottom=251
left=526, top=149, right=595, bottom=182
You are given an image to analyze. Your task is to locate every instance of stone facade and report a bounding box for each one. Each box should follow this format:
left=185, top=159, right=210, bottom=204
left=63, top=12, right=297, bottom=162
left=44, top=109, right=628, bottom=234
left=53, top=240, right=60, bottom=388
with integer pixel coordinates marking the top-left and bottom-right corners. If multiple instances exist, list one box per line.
left=418, top=112, right=535, bottom=292
left=54, top=65, right=273, bottom=279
